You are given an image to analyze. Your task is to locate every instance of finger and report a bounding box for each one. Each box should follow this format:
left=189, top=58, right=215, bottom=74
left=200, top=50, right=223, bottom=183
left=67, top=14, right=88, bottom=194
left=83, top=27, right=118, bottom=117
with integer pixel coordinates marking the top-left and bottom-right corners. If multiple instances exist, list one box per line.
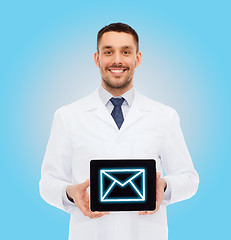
left=84, top=210, right=110, bottom=219
left=147, top=203, right=159, bottom=215
left=80, top=208, right=101, bottom=218
left=152, top=202, right=160, bottom=213
left=91, top=211, right=109, bottom=216
left=89, top=212, right=102, bottom=218
left=100, top=211, right=110, bottom=215
left=147, top=207, right=158, bottom=215
left=98, top=212, right=110, bottom=217
left=138, top=211, right=148, bottom=215
left=147, top=211, right=155, bottom=215
left=88, top=211, right=108, bottom=218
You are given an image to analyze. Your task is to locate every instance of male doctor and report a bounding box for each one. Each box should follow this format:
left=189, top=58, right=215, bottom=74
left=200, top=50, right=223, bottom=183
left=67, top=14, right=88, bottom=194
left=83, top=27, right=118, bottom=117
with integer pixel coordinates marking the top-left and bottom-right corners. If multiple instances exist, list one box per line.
left=39, top=23, right=199, bottom=240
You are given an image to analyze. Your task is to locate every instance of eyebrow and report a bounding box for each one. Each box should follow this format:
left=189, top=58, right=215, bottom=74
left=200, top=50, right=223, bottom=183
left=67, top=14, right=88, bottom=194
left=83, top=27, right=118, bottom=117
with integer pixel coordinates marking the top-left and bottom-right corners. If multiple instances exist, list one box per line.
left=101, top=45, right=133, bottom=50
left=101, top=46, right=112, bottom=50
left=121, top=46, right=132, bottom=49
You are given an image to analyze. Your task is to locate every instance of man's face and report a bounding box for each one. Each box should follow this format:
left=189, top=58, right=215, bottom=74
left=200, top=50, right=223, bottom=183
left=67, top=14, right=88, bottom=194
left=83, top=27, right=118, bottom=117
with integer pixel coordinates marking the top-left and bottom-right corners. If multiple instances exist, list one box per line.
left=94, top=31, right=141, bottom=93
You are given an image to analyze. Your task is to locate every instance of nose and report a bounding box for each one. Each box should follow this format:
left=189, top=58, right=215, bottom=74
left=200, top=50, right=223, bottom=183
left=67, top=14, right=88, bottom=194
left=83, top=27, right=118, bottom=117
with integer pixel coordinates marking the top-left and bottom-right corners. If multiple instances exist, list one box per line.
left=112, top=52, right=122, bottom=65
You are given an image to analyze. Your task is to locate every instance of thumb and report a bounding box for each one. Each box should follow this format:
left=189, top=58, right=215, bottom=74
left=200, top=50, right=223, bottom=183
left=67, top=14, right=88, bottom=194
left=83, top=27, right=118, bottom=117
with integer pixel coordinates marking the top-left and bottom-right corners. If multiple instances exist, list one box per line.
left=156, top=172, right=161, bottom=180
left=81, top=179, right=90, bottom=190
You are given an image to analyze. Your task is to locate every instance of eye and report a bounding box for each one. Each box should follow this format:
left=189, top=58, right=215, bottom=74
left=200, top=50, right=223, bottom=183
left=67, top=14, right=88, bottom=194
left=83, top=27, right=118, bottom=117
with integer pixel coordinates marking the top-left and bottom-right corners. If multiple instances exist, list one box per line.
left=123, top=51, right=130, bottom=55
left=104, top=51, right=112, bottom=55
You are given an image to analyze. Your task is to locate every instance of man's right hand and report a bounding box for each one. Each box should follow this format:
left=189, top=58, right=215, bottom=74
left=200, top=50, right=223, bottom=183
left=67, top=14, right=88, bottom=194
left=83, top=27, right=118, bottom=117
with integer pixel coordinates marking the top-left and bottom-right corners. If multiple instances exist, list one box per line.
left=66, top=179, right=109, bottom=219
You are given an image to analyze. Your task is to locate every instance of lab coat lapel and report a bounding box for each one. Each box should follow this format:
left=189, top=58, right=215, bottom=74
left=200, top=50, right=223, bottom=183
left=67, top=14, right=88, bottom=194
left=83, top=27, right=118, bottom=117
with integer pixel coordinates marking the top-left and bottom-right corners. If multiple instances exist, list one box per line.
left=96, top=100, right=117, bottom=128
left=118, top=104, right=143, bottom=134
left=118, top=90, right=151, bottom=135
left=86, top=89, right=116, bottom=128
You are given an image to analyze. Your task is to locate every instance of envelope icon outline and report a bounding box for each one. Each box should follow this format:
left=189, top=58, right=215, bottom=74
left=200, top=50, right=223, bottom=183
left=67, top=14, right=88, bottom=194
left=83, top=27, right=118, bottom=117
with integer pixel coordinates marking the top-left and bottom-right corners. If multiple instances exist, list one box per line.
left=100, top=169, right=146, bottom=202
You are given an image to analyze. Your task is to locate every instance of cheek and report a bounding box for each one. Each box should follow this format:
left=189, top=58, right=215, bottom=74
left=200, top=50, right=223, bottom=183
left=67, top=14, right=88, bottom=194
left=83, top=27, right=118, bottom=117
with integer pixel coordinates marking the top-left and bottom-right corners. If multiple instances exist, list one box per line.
left=127, top=60, right=137, bottom=69
left=126, top=57, right=137, bottom=66
left=99, top=59, right=110, bottom=69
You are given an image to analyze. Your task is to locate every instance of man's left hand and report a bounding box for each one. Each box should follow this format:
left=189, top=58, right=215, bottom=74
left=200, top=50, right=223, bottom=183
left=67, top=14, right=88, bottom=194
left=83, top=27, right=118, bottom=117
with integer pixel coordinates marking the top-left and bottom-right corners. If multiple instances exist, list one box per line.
left=138, top=172, right=166, bottom=215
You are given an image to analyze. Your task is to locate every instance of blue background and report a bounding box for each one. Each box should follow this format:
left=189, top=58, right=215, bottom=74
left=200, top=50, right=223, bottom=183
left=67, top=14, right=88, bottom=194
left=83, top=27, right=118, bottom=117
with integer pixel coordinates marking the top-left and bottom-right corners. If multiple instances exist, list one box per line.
left=1, top=0, right=230, bottom=239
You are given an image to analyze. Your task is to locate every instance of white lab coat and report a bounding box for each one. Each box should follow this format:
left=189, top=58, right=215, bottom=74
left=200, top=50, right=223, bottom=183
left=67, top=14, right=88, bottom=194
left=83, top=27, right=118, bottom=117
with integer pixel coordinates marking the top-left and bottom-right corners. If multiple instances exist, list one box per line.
left=39, top=88, right=199, bottom=240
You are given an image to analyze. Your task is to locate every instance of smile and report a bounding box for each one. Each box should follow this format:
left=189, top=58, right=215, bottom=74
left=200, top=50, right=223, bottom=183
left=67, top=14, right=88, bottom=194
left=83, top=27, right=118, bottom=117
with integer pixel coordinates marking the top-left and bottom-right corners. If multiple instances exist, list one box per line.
left=108, top=67, right=128, bottom=74
left=110, top=69, right=125, bottom=73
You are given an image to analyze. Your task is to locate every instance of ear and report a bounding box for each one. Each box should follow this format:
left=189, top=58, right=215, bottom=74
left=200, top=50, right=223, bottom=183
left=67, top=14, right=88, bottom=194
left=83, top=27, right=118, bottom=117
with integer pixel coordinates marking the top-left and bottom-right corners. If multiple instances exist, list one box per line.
left=135, top=51, right=141, bottom=68
left=94, top=52, right=100, bottom=68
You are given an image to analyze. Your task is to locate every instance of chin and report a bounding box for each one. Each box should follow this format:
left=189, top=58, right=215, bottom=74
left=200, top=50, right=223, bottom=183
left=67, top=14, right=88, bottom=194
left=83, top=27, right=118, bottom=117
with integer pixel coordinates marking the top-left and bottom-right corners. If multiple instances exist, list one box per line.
left=102, top=76, right=133, bottom=90
left=108, top=81, right=130, bottom=89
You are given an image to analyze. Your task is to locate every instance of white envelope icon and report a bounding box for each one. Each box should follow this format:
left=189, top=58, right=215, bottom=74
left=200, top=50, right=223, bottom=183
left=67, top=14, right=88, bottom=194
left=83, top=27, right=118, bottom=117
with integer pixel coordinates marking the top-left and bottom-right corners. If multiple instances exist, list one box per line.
left=100, top=169, right=146, bottom=202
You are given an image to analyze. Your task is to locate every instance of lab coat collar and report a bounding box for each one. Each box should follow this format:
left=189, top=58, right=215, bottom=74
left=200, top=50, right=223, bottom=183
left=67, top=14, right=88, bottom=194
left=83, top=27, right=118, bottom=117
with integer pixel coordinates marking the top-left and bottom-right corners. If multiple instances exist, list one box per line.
left=83, top=88, right=152, bottom=112
left=83, top=88, right=152, bottom=133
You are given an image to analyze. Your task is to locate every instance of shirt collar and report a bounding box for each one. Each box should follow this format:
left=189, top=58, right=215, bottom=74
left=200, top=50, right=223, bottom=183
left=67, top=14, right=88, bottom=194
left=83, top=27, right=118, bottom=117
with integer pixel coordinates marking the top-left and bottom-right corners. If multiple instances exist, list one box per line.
left=98, top=84, right=135, bottom=107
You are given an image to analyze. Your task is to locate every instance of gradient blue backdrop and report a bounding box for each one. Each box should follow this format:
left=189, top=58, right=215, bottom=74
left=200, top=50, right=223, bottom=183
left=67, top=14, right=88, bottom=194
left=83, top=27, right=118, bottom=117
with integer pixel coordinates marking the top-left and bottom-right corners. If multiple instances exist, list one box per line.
left=1, top=0, right=230, bottom=239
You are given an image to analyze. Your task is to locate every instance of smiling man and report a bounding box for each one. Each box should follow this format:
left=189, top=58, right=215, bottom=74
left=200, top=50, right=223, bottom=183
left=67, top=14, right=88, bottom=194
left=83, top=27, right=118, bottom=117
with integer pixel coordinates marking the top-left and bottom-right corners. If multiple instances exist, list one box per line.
left=95, top=30, right=141, bottom=95
left=39, top=23, right=199, bottom=240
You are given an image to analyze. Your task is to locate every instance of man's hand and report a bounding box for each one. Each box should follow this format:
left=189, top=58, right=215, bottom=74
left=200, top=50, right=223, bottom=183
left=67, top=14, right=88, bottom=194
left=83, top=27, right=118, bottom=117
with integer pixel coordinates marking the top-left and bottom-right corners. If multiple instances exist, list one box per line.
left=138, top=172, right=166, bottom=215
left=66, top=179, right=109, bottom=218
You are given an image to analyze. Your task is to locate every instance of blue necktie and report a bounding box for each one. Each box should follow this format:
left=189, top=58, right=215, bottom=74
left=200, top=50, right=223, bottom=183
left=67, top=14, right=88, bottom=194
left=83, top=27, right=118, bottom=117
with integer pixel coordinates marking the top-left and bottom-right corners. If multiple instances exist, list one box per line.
left=110, top=97, right=125, bottom=129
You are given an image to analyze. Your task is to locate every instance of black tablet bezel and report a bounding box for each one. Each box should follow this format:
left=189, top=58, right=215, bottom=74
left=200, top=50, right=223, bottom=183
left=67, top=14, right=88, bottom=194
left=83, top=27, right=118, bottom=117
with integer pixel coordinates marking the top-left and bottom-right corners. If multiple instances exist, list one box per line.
left=90, top=159, right=156, bottom=212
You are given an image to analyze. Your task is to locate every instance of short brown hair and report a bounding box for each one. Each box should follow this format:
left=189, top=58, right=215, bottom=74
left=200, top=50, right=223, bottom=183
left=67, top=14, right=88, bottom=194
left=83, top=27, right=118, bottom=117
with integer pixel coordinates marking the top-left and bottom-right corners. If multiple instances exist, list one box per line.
left=97, top=22, right=139, bottom=52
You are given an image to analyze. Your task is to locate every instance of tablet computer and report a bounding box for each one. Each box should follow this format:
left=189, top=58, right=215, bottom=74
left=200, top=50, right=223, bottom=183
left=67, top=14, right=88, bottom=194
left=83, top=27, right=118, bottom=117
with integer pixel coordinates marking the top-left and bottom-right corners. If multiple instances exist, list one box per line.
left=90, top=159, right=156, bottom=212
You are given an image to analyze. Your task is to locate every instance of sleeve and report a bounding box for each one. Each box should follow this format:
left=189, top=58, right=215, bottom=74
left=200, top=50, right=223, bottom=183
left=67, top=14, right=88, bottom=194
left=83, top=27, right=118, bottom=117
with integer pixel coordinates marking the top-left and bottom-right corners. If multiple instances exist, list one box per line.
left=39, top=109, right=76, bottom=213
left=160, top=109, right=199, bottom=206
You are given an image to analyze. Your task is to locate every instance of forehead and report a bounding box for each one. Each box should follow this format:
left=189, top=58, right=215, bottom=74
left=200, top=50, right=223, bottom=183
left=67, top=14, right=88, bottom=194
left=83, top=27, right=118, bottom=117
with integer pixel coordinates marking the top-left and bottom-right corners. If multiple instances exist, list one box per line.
left=98, top=31, right=137, bottom=50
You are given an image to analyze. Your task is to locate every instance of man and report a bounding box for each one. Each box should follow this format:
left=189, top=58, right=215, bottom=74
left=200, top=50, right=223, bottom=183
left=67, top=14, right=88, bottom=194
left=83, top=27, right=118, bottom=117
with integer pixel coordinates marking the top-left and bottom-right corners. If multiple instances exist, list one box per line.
left=39, top=23, right=199, bottom=240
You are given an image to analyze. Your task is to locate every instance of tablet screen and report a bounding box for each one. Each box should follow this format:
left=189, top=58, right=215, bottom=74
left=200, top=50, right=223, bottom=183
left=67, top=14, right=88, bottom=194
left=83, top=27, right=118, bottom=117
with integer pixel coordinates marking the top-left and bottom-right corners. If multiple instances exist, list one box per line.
left=90, top=159, right=156, bottom=211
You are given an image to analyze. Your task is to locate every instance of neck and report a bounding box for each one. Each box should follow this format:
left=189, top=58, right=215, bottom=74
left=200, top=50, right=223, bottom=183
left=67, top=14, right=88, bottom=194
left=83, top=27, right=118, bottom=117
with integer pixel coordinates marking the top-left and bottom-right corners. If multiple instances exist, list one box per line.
left=101, top=81, right=133, bottom=97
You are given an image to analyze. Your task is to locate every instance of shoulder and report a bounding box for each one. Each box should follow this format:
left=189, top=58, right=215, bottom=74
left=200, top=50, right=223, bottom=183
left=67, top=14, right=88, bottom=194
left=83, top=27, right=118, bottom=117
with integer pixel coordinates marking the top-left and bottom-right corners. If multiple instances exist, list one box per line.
left=55, top=89, right=98, bottom=117
left=135, top=90, right=178, bottom=117
left=135, top=91, right=180, bottom=130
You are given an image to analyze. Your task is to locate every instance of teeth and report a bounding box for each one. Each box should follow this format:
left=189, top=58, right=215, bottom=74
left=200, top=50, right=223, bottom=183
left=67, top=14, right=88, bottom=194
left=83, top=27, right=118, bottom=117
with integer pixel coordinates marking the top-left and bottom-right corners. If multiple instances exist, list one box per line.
left=110, top=69, right=124, bottom=73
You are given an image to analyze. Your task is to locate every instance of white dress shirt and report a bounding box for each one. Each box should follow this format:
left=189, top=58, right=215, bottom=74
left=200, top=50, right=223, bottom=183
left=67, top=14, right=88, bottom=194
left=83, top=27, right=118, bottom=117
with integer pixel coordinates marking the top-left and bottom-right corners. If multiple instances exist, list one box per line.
left=98, top=84, right=135, bottom=118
